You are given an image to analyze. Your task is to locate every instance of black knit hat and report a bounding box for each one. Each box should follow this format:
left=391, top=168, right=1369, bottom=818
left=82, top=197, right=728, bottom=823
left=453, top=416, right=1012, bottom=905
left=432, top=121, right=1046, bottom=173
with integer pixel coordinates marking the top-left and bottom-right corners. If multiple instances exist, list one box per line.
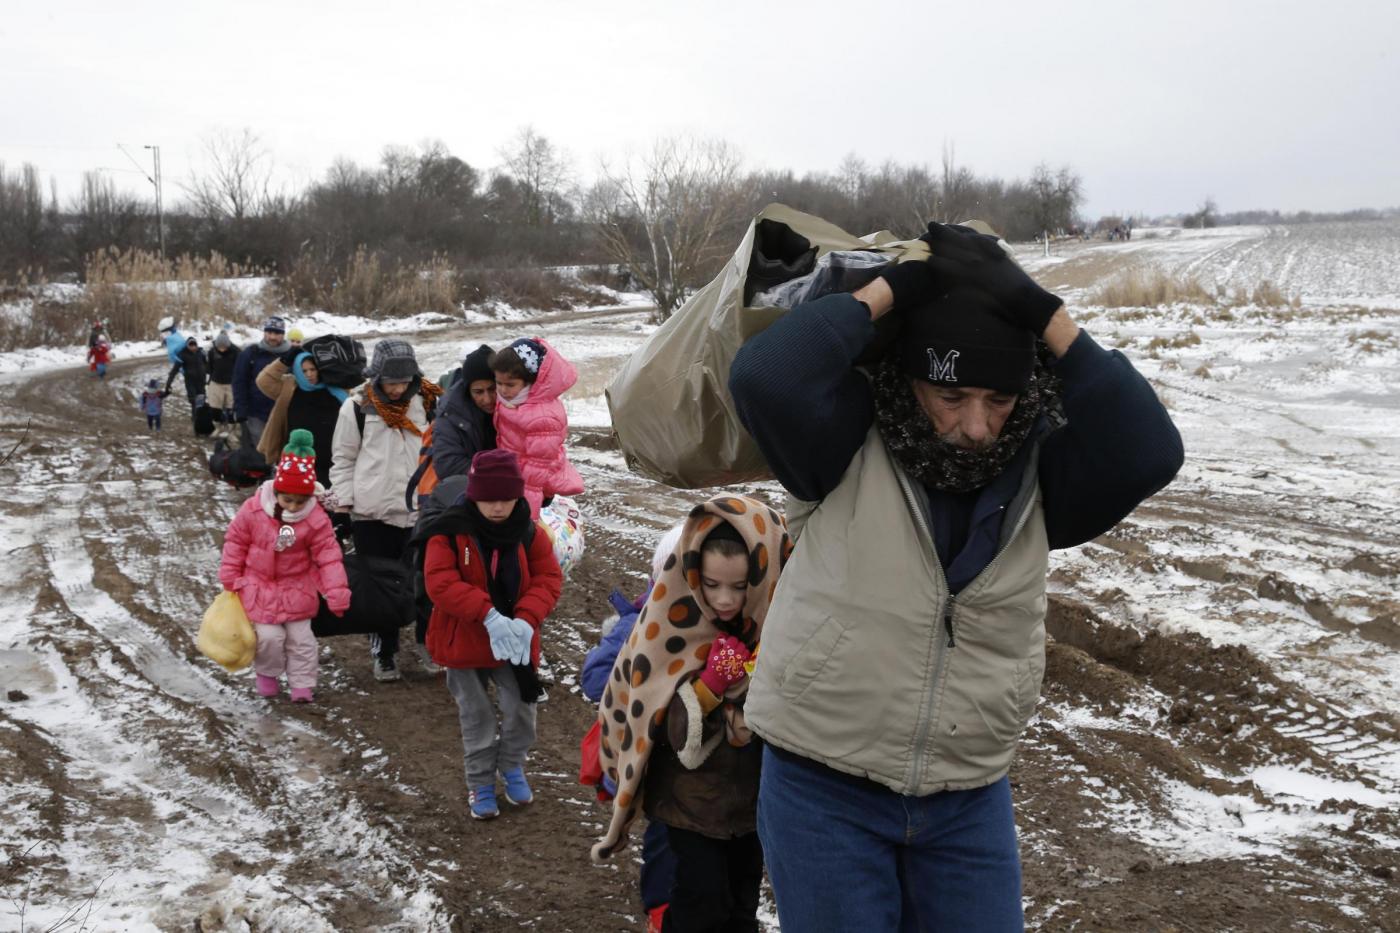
left=461, top=344, right=494, bottom=386
left=897, top=288, right=1035, bottom=395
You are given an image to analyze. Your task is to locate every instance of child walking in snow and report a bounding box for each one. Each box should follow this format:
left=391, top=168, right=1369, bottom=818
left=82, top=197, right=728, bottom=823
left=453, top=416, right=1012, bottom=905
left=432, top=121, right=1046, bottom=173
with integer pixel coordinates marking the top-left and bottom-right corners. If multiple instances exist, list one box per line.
left=489, top=338, right=584, bottom=518
left=579, top=523, right=684, bottom=932
left=422, top=449, right=562, bottom=820
left=218, top=429, right=350, bottom=702
left=140, top=379, right=168, bottom=431
left=87, top=337, right=113, bottom=380
left=592, top=495, right=793, bottom=933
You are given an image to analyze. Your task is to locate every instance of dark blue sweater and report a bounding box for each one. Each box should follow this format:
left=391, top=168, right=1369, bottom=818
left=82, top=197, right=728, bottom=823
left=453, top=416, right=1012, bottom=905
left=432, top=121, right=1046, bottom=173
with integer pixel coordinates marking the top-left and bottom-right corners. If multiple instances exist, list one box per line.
left=729, top=293, right=1183, bottom=590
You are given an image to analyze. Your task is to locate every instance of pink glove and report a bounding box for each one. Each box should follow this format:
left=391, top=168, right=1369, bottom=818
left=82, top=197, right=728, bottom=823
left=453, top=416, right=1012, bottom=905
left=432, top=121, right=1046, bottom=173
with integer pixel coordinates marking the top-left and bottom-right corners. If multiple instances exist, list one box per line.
left=698, top=635, right=751, bottom=696
left=326, top=588, right=351, bottom=617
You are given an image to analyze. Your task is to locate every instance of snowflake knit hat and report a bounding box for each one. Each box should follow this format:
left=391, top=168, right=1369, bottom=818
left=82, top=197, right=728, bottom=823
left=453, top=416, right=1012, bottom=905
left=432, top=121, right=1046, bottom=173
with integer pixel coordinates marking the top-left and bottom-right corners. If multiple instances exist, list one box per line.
left=508, top=338, right=547, bottom=376
left=273, top=428, right=317, bottom=496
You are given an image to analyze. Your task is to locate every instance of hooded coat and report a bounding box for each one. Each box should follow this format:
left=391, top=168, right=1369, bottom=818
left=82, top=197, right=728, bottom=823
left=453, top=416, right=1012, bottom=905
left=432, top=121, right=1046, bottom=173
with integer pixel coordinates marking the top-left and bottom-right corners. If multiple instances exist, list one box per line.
left=592, top=495, right=794, bottom=860
left=492, top=337, right=583, bottom=517
left=431, top=368, right=497, bottom=480
left=218, top=481, right=350, bottom=624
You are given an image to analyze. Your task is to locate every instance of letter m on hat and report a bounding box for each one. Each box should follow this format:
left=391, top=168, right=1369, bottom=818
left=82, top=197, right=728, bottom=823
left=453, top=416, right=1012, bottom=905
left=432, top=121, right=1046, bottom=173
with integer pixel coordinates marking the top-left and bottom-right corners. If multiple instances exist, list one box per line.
left=926, top=348, right=960, bottom=383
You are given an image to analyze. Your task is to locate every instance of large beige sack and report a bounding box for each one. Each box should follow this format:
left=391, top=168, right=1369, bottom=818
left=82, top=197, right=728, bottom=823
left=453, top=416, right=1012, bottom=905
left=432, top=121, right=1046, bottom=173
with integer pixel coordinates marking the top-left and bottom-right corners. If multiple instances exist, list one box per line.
left=197, top=590, right=257, bottom=672
left=606, top=203, right=940, bottom=489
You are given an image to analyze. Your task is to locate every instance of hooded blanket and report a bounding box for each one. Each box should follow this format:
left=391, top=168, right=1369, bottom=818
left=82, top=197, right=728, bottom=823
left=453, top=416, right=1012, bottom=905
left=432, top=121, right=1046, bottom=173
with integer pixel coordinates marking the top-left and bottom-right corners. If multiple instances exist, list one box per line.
left=592, top=494, right=792, bottom=861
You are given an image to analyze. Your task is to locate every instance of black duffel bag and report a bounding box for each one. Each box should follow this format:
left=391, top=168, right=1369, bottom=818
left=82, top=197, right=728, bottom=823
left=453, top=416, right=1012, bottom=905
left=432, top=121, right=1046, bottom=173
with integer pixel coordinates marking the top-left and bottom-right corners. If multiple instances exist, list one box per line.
left=193, top=403, right=216, bottom=436
left=208, top=439, right=272, bottom=488
left=312, top=553, right=414, bottom=637
left=303, top=334, right=367, bottom=389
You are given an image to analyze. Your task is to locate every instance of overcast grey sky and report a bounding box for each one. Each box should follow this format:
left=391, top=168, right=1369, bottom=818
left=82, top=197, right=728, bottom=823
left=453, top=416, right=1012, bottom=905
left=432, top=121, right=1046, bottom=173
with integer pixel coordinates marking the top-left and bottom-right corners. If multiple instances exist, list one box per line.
left=2, top=0, right=1396, bottom=220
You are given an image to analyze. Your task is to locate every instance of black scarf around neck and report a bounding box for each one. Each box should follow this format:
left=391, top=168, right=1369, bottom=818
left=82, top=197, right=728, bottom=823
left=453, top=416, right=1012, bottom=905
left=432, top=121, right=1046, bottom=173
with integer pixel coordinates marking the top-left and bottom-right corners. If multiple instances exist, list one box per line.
left=872, top=347, right=1061, bottom=494
left=460, top=499, right=534, bottom=616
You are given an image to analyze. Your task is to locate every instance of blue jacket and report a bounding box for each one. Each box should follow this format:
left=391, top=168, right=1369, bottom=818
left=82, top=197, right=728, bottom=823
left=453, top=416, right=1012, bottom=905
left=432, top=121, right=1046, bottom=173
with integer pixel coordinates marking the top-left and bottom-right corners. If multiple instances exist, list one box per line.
left=580, top=589, right=647, bottom=703
left=232, top=343, right=283, bottom=421
left=163, top=330, right=186, bottom=366
left=730, top=293, right=1183, bottom=591
left=431, top=372, right=497, bottom=480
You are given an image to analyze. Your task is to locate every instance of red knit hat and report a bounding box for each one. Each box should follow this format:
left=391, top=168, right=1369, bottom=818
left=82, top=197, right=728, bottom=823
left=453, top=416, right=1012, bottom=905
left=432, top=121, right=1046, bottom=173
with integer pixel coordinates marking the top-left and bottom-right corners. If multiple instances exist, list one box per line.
left=466, top=449, right=525, bottom=502
left=273, top=429, right=317, bottom=496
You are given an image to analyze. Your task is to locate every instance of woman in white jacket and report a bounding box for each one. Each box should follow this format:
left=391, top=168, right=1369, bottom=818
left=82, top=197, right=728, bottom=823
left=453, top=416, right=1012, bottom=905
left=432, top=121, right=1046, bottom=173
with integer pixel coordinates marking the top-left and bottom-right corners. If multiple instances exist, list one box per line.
left=330, top=338, right=442, bottom=681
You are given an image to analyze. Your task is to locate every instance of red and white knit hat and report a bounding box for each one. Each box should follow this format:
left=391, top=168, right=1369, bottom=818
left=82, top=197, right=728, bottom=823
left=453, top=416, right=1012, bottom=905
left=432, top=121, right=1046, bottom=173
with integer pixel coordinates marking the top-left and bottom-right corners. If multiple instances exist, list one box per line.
left=273, top=429, right=317, bottom=496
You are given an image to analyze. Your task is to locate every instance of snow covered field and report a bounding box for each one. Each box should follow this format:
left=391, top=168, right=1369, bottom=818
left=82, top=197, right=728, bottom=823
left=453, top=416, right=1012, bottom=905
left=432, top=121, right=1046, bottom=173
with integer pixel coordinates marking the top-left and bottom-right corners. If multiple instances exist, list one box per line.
left=1, top=221, right=1397, bottom=930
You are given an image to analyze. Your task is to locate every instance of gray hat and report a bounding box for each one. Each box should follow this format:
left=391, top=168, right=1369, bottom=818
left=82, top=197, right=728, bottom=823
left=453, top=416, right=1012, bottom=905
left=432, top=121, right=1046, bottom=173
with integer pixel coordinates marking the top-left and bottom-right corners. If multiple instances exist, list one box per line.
left=366, top=338, right=420, bottom=382
left=262, top=315, right=287, bottom=333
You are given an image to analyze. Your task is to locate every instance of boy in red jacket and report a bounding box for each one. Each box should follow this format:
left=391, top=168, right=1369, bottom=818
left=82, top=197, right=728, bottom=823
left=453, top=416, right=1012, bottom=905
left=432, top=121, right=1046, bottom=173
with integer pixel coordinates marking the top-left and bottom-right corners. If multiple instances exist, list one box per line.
left=423, top=449, right=563, bottom=820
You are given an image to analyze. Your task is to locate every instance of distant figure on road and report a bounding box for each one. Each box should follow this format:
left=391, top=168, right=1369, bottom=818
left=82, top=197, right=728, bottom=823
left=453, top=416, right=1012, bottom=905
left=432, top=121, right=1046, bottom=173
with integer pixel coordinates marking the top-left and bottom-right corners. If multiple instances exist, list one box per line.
left=232, top=316, right=289, bottom=449
left=86, top=336, right=112, bottom=380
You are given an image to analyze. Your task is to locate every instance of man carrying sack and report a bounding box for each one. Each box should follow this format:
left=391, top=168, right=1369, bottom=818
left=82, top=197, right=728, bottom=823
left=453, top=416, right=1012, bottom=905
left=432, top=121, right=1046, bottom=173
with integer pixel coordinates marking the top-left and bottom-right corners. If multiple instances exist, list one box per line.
left=729, top=222, right=1185, bottom=931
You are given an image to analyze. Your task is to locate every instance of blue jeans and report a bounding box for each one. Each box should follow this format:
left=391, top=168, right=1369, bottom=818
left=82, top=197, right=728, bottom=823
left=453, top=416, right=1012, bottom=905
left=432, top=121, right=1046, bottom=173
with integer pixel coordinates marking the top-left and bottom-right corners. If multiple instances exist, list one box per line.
left=758, top=747, right=1023, bottom=932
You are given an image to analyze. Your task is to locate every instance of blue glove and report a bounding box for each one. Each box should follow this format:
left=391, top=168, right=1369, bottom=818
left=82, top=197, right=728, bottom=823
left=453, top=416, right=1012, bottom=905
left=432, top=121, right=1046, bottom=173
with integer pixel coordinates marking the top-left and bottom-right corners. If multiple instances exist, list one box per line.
left=509, top=617, right=534, bottom=666
left=483, top=609, right=516, bottom=662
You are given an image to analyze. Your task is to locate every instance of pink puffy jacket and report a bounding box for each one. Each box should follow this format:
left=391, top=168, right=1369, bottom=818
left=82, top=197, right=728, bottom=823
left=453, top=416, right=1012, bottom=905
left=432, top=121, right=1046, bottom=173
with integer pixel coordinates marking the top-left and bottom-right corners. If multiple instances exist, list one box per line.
left=218, top=482, right=351, bottom=624
left=493, top=337, right=584, bottom=518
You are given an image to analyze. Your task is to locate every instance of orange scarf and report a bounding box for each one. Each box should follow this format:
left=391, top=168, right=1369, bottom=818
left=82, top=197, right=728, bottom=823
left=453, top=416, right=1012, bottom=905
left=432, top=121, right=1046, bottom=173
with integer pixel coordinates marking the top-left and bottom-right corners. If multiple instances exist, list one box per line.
left=366, top=379, right=441, bottom=435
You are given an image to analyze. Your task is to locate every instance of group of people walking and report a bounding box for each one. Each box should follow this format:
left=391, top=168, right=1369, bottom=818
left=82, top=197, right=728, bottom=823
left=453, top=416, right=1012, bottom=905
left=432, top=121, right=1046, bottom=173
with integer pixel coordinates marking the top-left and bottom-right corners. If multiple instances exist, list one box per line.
left=204, top=215, right=1184, bottom=933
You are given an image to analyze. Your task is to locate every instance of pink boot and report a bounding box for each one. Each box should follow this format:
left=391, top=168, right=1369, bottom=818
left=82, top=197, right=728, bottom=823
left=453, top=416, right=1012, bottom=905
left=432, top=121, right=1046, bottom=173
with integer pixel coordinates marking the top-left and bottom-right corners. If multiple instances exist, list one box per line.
left=289, top=687, right=314, bottom=704
left=256, top=674, right=280, bottom=698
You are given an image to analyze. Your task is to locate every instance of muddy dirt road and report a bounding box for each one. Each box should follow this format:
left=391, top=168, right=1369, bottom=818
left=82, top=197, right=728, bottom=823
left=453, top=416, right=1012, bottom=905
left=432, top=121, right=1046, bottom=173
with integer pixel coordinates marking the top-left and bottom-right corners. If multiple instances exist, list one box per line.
left=3, top=289, right=1398, bottom=931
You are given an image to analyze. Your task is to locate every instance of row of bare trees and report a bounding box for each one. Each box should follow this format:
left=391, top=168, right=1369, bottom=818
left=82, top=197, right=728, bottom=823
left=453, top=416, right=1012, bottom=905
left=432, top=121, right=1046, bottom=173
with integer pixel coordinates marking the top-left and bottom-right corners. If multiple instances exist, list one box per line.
left=2, top=129, right=1086, bottom=321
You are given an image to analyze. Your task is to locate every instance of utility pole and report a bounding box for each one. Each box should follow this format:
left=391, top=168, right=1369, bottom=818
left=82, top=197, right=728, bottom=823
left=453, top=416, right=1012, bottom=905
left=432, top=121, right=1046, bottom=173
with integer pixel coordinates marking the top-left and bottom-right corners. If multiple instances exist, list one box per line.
left=118, top=142, right=166, bottom=259
left=145, top=145, right=166, bottom=259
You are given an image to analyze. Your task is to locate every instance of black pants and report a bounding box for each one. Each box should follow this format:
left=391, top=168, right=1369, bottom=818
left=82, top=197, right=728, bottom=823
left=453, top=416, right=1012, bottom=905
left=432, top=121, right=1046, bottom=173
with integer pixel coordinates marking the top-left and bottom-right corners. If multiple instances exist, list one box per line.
left=662, top=826, right=763, bottom=933
left=352, top=521, right=412, bottom=658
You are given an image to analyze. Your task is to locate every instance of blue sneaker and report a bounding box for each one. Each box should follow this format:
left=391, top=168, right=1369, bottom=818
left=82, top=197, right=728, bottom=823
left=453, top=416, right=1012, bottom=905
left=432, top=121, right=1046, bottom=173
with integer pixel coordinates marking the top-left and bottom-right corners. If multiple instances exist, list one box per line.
left=469, top=785, right=499, bottom=820
left=501, top=767, right=533, bottom=806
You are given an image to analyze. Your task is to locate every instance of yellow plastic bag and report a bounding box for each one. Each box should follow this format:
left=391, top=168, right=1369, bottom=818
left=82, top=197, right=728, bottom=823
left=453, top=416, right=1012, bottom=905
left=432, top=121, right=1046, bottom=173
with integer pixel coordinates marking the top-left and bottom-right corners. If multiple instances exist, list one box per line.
left=197, top=590, right=257, bottom=672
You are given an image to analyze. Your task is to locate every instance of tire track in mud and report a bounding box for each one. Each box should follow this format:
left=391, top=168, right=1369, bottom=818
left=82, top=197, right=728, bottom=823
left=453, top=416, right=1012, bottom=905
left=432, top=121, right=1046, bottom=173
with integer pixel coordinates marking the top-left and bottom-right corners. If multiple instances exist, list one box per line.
left=1, top=361, right=454, bottom=930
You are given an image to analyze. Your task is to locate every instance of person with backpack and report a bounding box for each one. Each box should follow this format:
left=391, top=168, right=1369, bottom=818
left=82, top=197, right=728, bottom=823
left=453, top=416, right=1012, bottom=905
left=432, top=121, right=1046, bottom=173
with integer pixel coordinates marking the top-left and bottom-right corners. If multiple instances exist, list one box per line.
left=432, top=344, right=498, bottom=480
left=139, top=379, right=169, bottom=431
left=165, top=336, right=209, bottom=432
left=207, top=329, right=241, bottom=441
left=592, top=496, right=794, bottom=933
left=489, top=338, right=583, bottom=518
left=329, top=338, right=442, bottom=682
left=233, top=316, right=290, bottom=451
left=255, top=348, right=346, bottom=488
left=218, top=429, right=351, bottom=703
left=422, top=449, right=562, bottom=820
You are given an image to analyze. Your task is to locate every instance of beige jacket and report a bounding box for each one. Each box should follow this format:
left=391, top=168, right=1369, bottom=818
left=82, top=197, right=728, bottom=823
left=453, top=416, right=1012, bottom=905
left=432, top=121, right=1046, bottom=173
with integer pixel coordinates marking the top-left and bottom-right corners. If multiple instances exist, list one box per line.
left=327, top=388, right=430, bottom=529
left=254, top=359, right=297, bottom=465
left=745, top=425, right=1048, bottom=796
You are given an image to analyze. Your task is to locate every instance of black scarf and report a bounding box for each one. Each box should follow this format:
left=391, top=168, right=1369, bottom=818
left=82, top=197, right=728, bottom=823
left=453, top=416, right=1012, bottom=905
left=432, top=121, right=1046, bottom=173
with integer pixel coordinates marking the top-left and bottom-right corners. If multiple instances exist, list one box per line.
left=872, top=347, right=1061, bottom=494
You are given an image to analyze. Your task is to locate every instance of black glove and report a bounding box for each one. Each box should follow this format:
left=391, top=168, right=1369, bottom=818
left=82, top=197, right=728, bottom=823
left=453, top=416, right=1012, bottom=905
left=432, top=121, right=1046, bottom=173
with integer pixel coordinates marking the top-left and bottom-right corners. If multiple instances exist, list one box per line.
left=278, top=347, right=301, bottom=367
left=921, top=222, right=1063, bottom=335
left=876, top=258, right=939, bottom=312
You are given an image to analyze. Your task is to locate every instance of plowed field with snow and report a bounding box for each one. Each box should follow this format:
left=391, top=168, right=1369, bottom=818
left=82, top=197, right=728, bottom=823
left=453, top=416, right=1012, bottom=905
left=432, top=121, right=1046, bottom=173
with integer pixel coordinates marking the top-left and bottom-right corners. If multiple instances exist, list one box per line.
left=2, top=222, right=1398, bottom=931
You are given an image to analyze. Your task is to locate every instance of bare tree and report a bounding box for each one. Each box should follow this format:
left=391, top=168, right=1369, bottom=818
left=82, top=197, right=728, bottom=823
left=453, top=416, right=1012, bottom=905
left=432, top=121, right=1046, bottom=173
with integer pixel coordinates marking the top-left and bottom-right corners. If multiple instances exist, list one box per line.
left=587, top=137, right=750, bottom=321
left=70, top=172, right=149, bottom=263
left=939, top=141, right=979, bottom=224
left=1028, top=163, right=1083, bottom=237
left=500, top=126, right=572, bottom=227
left=183, top=128, right=273, bottom=220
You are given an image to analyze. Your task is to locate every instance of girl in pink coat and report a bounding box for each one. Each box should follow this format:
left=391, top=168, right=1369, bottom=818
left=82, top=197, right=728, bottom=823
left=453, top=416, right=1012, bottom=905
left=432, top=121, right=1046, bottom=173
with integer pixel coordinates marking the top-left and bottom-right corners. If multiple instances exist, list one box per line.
left=219, top=428, right=350, bottom=702
left=490, top=337, right=584, bottom=518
